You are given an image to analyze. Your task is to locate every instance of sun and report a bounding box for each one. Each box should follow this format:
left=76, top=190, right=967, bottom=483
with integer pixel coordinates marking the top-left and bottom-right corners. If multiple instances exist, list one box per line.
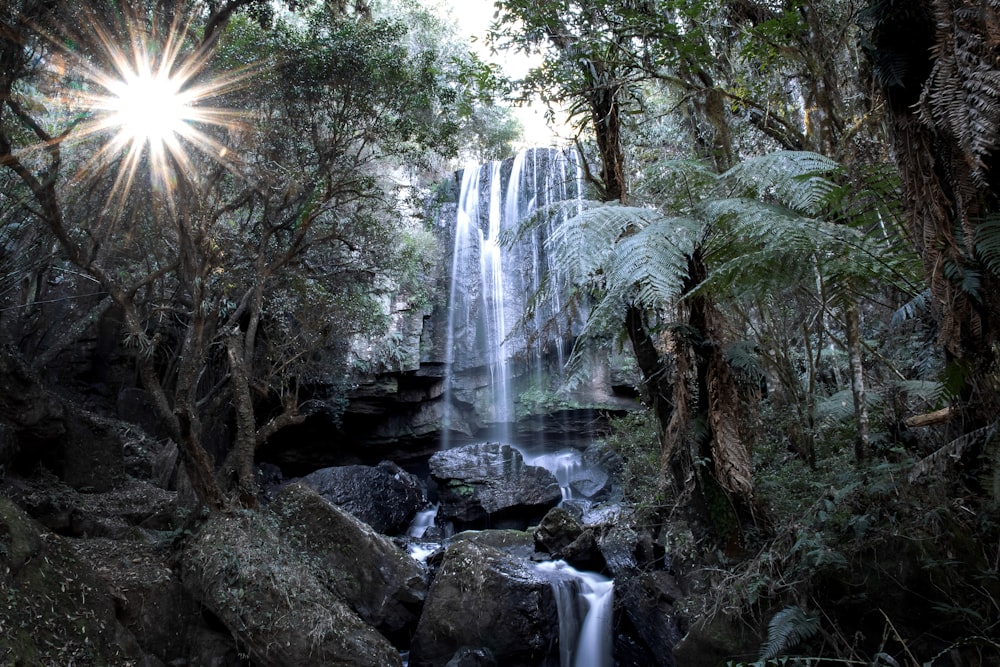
left=56, top=5, right=251, bottom=214
left=103, top=65, right=194, bottom=149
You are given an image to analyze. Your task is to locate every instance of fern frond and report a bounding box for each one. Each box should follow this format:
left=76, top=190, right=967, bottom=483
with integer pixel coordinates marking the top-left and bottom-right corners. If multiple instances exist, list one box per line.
left=721, top=151, right=840, bottom=215
left=634, top=158, right=720, bottom=213
left=975, top=214, right=1000, bottom=279
left=549, top=201, right=666, bottom=284
left=815, top=389, right=870, bottom=422
left=909, top=420, right=1000, bottom=483
left=725, top=340, right=765, bottom=383
left=918, top=3, right=1000, bottom=188
left=606, top=216, right=699, bottom=307
left=759, top=606, right=821, bottom=661
left=942, top=258, right=982, bottom=303
left=890, top=289, right=930, bottom=328
left=892, top=379, right=942, bottom=401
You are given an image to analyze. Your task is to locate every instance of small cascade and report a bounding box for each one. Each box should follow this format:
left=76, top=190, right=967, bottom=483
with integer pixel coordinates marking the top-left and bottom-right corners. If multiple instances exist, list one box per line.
left=534, top=561, right=614, bottom=667
left=521, top=448, right=583, bottom=501
left=406, top=504, right=439, bottom=538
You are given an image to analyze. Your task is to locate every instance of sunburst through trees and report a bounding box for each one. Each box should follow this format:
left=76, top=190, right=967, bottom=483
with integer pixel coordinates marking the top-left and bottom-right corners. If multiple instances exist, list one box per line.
left=49, top=4, right=249, bottom=214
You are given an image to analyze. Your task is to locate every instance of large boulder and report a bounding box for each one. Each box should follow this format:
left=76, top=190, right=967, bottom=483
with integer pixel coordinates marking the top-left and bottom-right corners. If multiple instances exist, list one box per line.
left=0, top=497, right=152, bottom=665
left=297, top=460, right=425, bottom=534
left=181, top=510, right=403, bottom=667
left=271, top=483, right=428, bottom=643
left=430, top=442, right=561, bottom=531
left=571, top=445, right=616, bottom=500
left=408, top=540, right=559, bottom=667
left=72, top=536, right=243, bottom=667
left=599, top=523, right=684, bottom=667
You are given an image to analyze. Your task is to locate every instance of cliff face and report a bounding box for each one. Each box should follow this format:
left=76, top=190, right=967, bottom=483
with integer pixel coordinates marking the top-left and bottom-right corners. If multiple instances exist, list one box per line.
left=261, top=149, right=639, bottom=470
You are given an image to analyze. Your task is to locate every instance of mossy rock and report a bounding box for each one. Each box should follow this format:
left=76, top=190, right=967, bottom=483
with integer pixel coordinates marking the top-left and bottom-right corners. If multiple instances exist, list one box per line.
left=181, top=508, right=403, bottom=667
left=0, top=497, right=149, bottom=665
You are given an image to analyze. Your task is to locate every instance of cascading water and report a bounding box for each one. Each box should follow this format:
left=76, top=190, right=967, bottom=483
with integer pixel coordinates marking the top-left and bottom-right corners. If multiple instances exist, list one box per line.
left=521, top=448, right=583, bottom=501
left=534, top=561, right=615, bottom=667
left=430, top=148, right=618, bottom=666
left=406, top=504, right=439, bottom=538
left=439, top=148, right=586, bottom=445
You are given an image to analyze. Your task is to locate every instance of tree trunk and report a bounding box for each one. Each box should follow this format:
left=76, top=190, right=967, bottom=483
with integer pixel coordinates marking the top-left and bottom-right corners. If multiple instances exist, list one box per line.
left=868, top=0, right=1000, bottom=440
left=226, top=330, right=258, bottom=508
left=686, top=250, right=760, bottom=534
left=845, top=302, right=870, bottom=462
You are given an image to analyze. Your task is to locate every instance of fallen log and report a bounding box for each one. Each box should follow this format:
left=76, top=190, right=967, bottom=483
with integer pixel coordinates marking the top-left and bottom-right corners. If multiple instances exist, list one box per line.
left=904, top=406, right=953, bottom=428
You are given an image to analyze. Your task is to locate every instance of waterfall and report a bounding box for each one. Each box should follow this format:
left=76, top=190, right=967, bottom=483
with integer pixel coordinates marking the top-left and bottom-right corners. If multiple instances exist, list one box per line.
left=534, top=560, right=614, bottom=667
left=520, top=448, right=583, bottom=501
left=439, top=148, right=585, bottom=445
left=441, top=162, right=484, bottom=449
left=406, top=504, right=439, bottom=538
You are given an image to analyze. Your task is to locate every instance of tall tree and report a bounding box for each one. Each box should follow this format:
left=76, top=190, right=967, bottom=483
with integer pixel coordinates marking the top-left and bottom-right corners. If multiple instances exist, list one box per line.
left=864, top=0, right=1000, bottom=445
left=493, top=0, right=765, bottom=538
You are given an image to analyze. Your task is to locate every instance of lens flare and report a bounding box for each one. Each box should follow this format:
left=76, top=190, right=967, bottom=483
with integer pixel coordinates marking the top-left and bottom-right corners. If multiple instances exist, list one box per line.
left=47, top=4, right=252, bottom=216
left=103, top=67, right=192, bottom=148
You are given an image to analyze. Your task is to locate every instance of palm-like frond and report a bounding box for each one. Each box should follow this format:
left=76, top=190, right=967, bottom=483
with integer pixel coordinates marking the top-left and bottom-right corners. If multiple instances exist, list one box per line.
left=721, top=150, right=840, bottom=215
left=605, top=216, right=699, bottom=306
left=548, top=201, right=665, bottom=285
left=634, top=158, right=719, bottom=213
left=694, top=189, right=921, bottom=308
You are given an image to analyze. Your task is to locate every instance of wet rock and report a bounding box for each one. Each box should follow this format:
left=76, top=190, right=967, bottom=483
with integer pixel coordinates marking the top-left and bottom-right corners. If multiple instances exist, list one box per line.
left=409, top=539, right=559, bottom=667
left=297, top=460, right=425, bottom=534
left=430, top=442, right=561, bottom=531
left=448, top=528, right=536, bottom=560
left=533, top=506, right=605, bottom=571
left=181, top=509, right=403, bottom=667
left=599, top=523, right=683, bottom=667
left=271, top=482, right=428, bottom=644
left=570, top=452, right=614, bottom=499
left=445, top=647, right=497, bottom=667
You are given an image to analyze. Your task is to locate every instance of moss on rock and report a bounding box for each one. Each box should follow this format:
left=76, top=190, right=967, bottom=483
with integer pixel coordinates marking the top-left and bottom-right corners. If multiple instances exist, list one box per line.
left=0, top=497, right=148, bottom=665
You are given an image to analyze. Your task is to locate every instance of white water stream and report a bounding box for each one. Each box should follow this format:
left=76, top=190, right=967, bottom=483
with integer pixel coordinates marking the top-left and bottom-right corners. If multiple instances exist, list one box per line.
left=430, top=148, right=614, bottom=665
left=440, top=148, right=585, bottom=444
left=534, top=560, right=615, bottom=667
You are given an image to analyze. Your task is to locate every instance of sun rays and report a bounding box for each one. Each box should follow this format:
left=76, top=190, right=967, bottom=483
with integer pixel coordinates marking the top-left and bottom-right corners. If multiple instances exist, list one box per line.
left=50, top=4, right=252, bottom=216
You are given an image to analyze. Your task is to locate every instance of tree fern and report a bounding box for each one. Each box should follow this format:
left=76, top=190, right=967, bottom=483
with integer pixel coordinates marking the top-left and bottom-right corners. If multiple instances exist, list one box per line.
left=721, top=151, right=840, bottom=215
left=759, top=606, right=821, bottom=661
left=605, top=216, right=698, bottom=306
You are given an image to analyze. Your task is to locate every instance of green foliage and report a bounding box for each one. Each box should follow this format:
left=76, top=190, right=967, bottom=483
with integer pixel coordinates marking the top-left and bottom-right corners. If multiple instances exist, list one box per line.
left=760, top=606, right=821, bottom=661
left=603, top=411, right=664, bottom=519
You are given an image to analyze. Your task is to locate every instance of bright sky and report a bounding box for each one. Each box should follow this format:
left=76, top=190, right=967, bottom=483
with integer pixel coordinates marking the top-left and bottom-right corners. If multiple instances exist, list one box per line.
left=431, top=0, right=563, bottom=147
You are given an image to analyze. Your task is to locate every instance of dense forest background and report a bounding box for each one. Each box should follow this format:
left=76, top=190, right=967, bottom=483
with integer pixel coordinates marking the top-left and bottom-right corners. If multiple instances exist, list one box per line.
left=2, top=0, right=1000, bottom=665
